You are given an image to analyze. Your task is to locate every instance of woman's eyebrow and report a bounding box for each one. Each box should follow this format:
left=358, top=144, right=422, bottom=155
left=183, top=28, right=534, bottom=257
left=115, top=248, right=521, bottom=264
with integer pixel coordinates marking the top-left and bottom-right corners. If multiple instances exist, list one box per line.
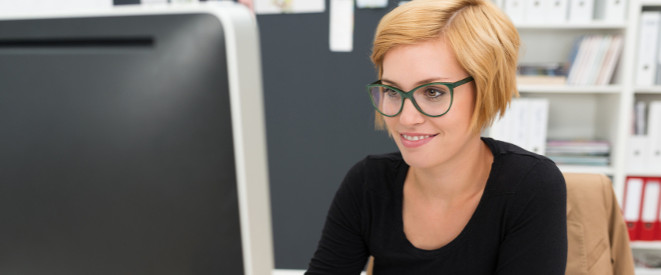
left=380, top=77, right=451, bottom=87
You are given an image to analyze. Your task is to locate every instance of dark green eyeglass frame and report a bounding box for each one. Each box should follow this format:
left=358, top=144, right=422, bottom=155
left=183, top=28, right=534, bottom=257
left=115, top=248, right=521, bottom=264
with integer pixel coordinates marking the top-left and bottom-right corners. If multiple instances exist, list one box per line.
left=366, top=76, right=474, bottom=117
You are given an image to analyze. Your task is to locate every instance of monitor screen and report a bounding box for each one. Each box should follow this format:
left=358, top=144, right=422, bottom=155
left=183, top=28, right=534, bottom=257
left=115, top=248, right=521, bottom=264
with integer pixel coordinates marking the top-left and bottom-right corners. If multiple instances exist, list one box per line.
left=0, top=3, right=273, bottom=275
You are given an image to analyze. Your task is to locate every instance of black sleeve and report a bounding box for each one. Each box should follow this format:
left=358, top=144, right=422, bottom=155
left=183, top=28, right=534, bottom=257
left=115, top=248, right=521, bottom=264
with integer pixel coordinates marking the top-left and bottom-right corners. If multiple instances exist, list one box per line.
left=305, top=160, right=370, bottom=275
left=495, top=159, right=568, bottom=274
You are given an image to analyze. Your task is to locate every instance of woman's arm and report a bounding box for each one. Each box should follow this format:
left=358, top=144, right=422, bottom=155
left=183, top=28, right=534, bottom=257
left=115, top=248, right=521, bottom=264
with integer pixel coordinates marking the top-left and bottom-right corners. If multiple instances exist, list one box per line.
left=495, top=160, right=567, bottom=274
left=305, top=161, right=370, bottom=275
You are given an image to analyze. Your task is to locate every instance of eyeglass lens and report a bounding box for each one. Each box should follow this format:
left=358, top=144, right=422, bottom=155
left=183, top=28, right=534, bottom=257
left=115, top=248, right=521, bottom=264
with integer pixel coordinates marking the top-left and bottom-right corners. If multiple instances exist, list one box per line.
left=369, top=84, right=452, bottom=116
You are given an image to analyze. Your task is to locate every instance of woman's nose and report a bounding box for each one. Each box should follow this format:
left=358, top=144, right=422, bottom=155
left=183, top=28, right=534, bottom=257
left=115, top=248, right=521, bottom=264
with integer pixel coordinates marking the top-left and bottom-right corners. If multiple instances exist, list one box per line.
left=398, top=99, right=425, bottom=125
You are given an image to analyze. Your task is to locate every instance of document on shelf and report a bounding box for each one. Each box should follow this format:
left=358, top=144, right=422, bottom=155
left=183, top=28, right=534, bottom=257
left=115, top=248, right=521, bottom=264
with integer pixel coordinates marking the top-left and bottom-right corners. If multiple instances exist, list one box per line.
left=635, top=11, right=661, bottom=86
left=594, top=0, right=627, bottom=22
left=568, top=0, right=594, bottom=23
left=523, top=0, right=546, bottom=23
left=627, top=135, right=649, bottom=174
left=487, top=98, right=548, bottom=155
left=546, top=0, right=569, bottom=23
left=648, top=101, right=661, bottom=172
left=503, top=0, right=524, bottom=24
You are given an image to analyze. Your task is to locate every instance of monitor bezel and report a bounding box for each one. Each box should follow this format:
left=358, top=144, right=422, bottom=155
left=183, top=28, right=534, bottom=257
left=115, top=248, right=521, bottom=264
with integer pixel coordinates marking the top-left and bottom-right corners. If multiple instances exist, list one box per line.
left=0, top=3, right=274, bottom=275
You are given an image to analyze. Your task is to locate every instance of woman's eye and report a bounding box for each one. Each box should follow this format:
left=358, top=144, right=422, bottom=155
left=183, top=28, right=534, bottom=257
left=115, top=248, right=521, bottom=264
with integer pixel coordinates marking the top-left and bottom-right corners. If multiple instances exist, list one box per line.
left=384, top=88, right=399, bottom=97
left=424, top=87, right=447, bottom=98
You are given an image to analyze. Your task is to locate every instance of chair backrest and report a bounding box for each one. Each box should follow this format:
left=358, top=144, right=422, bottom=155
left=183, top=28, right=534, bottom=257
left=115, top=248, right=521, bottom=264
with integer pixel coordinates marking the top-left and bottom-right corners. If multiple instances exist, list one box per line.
left=366, top=173, right=635, bottom=275
left=564, top=173, right=634, bottom=275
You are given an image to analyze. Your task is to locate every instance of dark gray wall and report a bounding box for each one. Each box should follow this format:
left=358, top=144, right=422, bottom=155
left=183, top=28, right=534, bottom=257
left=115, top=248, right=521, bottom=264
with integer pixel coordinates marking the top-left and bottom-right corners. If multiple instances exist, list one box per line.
left=257, top=4, right=397, bottom=269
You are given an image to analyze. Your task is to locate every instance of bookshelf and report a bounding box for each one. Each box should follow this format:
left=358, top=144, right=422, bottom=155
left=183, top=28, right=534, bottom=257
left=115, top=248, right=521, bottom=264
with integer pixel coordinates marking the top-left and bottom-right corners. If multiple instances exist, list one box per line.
left=492, top=0, right=661, bottom=202
left=635, top=87, right=661, bottom=94
left=632, top=241, right=661, bottom=249
left=493, top=0, right=661, bottom=272
left=498, top=15, right=628, bottom=191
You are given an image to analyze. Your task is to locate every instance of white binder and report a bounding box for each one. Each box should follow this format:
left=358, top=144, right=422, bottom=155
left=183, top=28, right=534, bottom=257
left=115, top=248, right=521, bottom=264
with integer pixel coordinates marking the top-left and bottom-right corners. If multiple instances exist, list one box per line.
left=642, top=181, right=661, bottom=227
left=627, top=135, right=649, bottom=174
left=624, top=178, right=644, bottom=229
left=635, top=11, right=661, bottom=87
left=488, top=100, right=517, bottom=147
left=546, top=0, right=569, bottom=23
left=568, top=0, right=594, bottom=23
left=528, top=98, right=549, bottom=155
left=488, top=98, right=548, bottom=155
left=523, top=0, right=545, bottom=23
left=648, top=101, right=661, bottom=173
left=594, top=0, right=627, bottom=22
left=504, top=0, right=525, bottom=24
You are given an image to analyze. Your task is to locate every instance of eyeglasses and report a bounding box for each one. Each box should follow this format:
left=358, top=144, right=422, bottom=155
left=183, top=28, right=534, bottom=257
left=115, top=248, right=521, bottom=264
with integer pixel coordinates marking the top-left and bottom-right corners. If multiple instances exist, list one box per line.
left=366, top=76, right=474, bottom=117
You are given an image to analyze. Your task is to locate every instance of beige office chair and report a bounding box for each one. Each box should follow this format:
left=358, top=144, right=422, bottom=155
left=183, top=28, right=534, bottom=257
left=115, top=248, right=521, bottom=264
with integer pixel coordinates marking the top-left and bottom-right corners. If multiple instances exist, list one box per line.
left=564, top=173, right=634, bottom=275
left=366, top=173, right=635, bottom=275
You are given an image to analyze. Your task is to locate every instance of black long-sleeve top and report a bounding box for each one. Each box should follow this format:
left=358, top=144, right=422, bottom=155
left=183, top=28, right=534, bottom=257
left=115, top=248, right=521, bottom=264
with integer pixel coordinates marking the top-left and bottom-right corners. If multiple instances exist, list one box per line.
left=306, top=138, right=567, bottom=274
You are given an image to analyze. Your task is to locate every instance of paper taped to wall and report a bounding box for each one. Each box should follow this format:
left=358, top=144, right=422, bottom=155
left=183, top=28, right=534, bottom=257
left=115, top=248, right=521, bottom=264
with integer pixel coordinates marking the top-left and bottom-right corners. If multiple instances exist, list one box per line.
left=254, top=0, right=324, bottom=14
left=329, top=0, right=354, bottom=52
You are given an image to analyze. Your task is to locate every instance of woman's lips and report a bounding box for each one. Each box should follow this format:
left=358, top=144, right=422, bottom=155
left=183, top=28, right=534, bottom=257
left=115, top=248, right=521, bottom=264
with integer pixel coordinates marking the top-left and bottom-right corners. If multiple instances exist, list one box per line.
left=399, top=133, right=437, bottom=148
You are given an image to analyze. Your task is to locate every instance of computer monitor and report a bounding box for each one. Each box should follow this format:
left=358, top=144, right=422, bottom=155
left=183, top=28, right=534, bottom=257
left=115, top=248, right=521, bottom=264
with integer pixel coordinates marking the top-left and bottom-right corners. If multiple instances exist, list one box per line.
left=0, top=3, right=273, bottom=275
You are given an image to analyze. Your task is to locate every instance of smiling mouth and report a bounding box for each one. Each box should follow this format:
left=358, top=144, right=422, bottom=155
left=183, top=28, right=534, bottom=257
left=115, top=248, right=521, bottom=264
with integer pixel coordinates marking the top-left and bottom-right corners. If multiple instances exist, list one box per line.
left=401, top=134, right=437, bottom=141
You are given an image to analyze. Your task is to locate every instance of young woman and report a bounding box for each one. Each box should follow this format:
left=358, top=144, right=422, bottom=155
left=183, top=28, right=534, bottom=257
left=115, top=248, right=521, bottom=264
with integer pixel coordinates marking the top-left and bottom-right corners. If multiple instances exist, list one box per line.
left=306, top=0, right=567, bottom=274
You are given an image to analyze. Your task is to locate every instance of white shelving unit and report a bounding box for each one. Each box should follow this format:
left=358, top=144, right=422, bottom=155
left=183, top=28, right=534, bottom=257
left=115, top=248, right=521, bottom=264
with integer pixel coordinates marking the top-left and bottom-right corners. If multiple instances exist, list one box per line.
left=492, top=0, right=661, bottom=272
left=510, top=19, right=630, bottom=201
left=496, top=0, right=661, bottom=273
left=493, top=0, right=661, bottom=204
left=628, top=5, right=661, bottom=273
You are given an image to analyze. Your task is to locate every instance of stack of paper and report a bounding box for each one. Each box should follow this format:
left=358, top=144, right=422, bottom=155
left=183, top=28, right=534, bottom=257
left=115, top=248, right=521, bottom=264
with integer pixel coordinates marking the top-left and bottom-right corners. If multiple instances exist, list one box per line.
left=546, top=139, right=610, bottom=166
left=516, top=62, right=568, bottom=85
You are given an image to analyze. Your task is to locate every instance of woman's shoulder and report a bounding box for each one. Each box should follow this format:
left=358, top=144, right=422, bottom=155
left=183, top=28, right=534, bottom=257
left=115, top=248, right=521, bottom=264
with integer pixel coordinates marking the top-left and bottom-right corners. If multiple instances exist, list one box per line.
left=339, top=152, right=406, bottom=196
left=348, top=152, right=406, bottom=176
left=483, top=137, right=565, bottom=194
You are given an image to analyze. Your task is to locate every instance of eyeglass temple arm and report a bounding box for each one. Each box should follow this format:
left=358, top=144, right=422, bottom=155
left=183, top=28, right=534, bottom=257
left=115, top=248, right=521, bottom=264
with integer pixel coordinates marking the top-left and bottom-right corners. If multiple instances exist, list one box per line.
left=452, top=76, right=474, bottom=87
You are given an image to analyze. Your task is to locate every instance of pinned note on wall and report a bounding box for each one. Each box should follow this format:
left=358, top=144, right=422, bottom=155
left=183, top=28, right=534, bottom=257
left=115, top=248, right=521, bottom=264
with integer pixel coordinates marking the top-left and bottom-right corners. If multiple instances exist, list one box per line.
left=0, top=0, right=112, bottom=14
left=329, top=0, right=354, bottom=52
left=356, top=0, right=387, bottom=8
left=254, top=0, right=324, bottom=14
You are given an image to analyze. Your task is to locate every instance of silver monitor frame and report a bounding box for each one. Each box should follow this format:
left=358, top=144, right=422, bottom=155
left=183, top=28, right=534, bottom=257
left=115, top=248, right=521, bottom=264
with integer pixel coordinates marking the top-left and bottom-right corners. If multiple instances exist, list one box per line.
left=0, top=3, right=274, bottom=274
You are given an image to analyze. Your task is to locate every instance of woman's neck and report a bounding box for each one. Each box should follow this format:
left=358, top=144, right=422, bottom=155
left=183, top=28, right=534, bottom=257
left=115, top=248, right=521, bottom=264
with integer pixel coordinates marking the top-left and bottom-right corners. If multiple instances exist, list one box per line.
left=406, top=137, right=493, bottom=204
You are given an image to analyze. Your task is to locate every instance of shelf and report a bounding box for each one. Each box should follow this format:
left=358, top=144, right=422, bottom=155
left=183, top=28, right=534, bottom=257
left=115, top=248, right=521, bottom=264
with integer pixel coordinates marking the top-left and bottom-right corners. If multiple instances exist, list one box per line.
left=518, top=85, right=622, bottom=94
left=515, top=22, right=627, bottom=30
left=635, top=86, right=661, bottom=94
left=631, top=241, right=661, bottom=249
left=557, top=165, right=614, bottom=175
left=636, top=268, right=661, bottom=275
left=627, top=171, right=661, bottom=177
left=642, top=0, right=661, bottom=7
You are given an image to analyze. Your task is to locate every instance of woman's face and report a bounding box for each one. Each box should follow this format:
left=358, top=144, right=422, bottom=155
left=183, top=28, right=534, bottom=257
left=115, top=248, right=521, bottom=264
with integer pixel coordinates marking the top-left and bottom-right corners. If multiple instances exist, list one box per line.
left=381, top=37, right=477, bottom=169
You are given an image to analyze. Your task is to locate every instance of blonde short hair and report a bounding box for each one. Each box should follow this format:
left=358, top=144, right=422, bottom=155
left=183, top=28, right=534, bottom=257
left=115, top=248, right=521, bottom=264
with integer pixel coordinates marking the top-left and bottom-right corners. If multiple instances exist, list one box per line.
left=371, top=0, right=520, bottom=134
